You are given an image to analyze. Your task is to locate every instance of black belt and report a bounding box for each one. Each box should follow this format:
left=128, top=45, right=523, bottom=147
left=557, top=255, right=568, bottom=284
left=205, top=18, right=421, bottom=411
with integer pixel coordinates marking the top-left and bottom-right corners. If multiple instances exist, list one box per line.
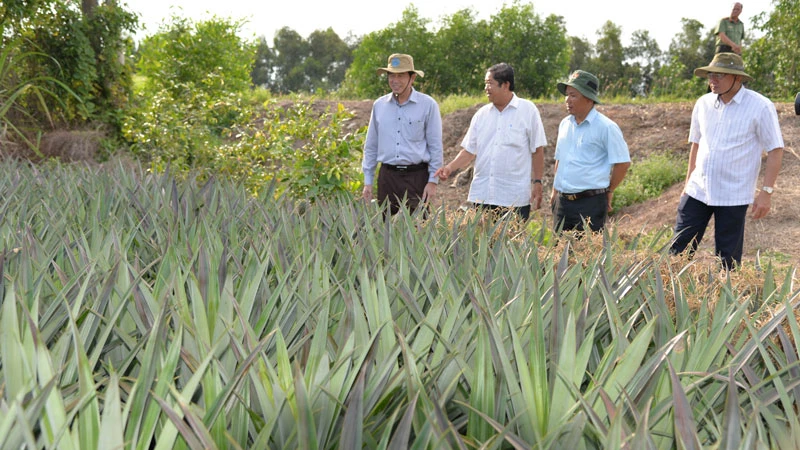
left=382, top=162, right=428, bottom=172
left=559, top=188, right=608, bottom=201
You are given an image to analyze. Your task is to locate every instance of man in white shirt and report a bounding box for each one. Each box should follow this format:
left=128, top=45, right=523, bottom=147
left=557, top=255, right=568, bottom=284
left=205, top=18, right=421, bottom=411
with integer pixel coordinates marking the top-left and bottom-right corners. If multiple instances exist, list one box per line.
left=670, top=52, right=784, bottom=270
left=435, top=63, right=546, bottom=220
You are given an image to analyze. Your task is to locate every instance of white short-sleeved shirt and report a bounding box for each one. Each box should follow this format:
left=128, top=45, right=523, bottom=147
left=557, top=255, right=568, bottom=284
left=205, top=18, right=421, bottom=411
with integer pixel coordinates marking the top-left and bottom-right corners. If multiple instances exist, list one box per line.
left=461, top=94, right=547, bottom=207
left=686, top=87, right=784, bottom=206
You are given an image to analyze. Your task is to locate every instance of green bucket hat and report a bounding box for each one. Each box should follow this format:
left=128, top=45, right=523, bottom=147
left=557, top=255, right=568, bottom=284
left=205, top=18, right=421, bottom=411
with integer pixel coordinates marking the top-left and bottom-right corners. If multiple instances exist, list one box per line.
left=557, top=70, right=601, bottom=104
left=795, top=92, right=799, bottom=115
left=376, top=54, right=424, bottom=77
left=694, top=52, right=752, bottom=82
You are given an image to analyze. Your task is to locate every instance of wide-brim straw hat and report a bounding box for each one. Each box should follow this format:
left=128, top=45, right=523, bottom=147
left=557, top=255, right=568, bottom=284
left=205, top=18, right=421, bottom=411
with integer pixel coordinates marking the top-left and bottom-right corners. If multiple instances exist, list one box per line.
left=376, top=54, right=424, bottom=77
left=694, top=52, right=752, bottom=82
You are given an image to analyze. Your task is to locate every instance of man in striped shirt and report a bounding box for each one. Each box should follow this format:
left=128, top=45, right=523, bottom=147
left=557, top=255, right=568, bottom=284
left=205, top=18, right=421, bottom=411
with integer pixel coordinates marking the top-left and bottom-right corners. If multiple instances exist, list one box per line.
left=670, top=53, right=784, bottom=270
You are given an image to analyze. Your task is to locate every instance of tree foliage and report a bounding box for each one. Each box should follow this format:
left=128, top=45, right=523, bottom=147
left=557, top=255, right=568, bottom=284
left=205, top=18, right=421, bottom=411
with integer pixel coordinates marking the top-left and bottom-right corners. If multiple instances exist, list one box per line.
left=340, top=6, right=434, bottom=99
left=251, top=36, right=275, bottom=88
left=124, top=16, right=363, bottom=198
left=254, top=26, right=355, bottom=94
left=747, top=0, right=799, bottom=98
left=626, top=30, right=662, bottom=95
left=665, top=18, right=712, bottom=80
left=124, top=15, right=255, bottom=169
left=485, top=2, right=569, bottom=98
left=340, top=2, right=569, bottom=99
left=1, top=0, right=136, bottom=129
left=428, top=9, right=491, bottom=94
left=568, top=36, right=593, bottom=74
left=586, top=21, right=631, bottom=96
left=136, top=15, right=254, bottom=98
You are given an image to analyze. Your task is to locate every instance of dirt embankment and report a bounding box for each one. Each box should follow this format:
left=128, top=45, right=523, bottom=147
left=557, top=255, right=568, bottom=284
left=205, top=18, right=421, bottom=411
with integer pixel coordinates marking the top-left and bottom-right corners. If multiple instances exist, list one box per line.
left=342, top=99, right=800, bottom=265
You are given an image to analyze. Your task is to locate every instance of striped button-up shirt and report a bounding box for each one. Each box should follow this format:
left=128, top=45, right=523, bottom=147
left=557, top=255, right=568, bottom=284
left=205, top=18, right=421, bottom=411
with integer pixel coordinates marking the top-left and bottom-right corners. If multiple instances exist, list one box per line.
left=362, top=89, right=443, bottom=186
left=686, top=87, right=784, bottom=206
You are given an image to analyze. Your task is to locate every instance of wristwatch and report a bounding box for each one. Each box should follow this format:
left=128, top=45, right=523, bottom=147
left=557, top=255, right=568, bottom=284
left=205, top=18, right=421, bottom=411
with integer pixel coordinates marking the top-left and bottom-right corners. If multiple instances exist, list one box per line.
left=762, top=186, right=774, bottom=194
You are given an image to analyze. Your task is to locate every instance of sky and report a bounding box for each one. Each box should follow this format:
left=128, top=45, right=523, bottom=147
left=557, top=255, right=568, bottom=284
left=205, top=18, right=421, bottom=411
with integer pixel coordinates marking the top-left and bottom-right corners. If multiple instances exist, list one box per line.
left=129, top=0, right=774, bottom=51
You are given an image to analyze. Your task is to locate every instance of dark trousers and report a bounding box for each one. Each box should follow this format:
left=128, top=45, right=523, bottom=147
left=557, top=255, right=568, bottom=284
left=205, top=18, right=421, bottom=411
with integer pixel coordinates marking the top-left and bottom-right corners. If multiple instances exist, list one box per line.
left=377, top=164, right=429, bottom=215
left=715, top=45, right=734, bottom=54
left=670, top=194, right=748, bottom=270
left=477, top=203, right=531, bottom=221
left=552, top=193, right=607, bottom=232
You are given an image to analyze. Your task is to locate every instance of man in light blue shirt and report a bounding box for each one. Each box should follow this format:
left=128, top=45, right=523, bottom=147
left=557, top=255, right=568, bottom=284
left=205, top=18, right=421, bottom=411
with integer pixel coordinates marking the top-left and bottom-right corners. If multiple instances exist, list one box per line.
left=551, top=70, right=631, bottom=232
left=362, top=54, right=443, bottom=215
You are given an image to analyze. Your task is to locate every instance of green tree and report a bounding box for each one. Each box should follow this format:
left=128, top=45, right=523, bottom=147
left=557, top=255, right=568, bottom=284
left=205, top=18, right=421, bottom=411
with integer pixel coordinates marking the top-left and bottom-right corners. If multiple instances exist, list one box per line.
left=568, top=36, right=593, bottom=73
left=649, top=18, right=710, bottom=98
left=625, top=30, right=662, bottom=96
left=272, top=27, right=310, bottom=93
left=486, top=1, right=569, bottom=98
left=747, top=0, right=799, bottom=98
left=305, top=28, right=353, bottom=93
left=587, top=20, right=642, bottom=97
left=251, top=36, right=275, bottom=89
left=428, top=9, right=491, bottom=95
left=137, top=15, right=253, bottom=99
left=124, top=15, right=256, bottom=167
left=665, top=18, right=709, bottom=80
left=339, top=6, right=433, bottom=98
left=2, top=0, right=136, bottom=128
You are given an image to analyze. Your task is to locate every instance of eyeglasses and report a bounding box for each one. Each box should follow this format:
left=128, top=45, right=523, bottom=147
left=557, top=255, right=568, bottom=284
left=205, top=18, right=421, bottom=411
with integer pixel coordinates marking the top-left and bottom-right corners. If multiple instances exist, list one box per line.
left=708, top=73, right=729, bottom=80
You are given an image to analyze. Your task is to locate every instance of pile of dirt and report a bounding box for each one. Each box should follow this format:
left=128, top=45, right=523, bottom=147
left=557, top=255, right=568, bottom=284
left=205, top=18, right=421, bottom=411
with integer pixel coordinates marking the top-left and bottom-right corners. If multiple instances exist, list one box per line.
left=342, top=99, right=800, bottom=265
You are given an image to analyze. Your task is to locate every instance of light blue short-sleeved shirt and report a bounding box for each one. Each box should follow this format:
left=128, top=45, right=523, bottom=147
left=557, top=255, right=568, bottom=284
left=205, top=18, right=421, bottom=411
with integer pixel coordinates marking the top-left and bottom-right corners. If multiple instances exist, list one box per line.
left=361, top=89, right=443, bottom=186
left=553, top=108, right=630, bottom=193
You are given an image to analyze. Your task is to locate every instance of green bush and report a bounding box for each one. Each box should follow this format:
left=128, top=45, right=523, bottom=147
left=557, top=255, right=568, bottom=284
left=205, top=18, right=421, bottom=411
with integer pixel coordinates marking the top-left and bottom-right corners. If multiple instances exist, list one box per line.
left=9, top=1, right=137, bottom=127
left=0, top=44, right=81, bottom=153
left=614, top=152, right=686, bottom=210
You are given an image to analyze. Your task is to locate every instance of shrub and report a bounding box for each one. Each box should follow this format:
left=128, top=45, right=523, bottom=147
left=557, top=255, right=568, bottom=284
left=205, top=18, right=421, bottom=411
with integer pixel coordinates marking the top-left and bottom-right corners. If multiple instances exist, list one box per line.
left=614, top=152, right=686, bottom=209
left=0, top=44, right=81, bottom=154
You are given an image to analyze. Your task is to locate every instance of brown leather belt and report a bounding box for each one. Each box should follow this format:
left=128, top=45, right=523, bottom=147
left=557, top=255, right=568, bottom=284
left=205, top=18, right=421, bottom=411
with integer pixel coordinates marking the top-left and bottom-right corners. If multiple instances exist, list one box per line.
left=559, top=188, right=608, bottom=201
left=383, top=162, right=428, bottom=172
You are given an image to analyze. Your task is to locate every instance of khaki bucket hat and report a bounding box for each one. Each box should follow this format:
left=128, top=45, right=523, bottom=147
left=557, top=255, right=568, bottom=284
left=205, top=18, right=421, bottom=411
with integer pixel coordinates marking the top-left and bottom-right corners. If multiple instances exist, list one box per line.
left=694, top=52, right=752, bottom=82
left=376, top=54, right=424, bottom=77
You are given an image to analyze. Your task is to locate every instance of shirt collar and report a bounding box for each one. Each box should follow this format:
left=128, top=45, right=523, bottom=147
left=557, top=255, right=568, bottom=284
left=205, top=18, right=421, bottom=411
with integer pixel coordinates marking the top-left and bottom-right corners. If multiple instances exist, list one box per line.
left=384, top=87, right=418, bottom=105
left=569, top=106, right=598, bottom=124
left=730, top=85, right=747, bottom=104
left=492, top=93, right=519, bottom=112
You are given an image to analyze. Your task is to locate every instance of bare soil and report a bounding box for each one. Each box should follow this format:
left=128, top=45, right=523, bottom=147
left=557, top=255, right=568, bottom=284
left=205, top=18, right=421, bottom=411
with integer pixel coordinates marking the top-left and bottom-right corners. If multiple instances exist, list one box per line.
left=339, top=99, right=800, bottom=266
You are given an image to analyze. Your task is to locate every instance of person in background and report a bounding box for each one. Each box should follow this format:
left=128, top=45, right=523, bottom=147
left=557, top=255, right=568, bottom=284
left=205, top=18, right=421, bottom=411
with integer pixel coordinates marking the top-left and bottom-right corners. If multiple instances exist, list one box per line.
left=715, top=2, right=745, bottom=54
left=669, top=52, right=784, bottom=270
left=434, top=63, right=546, bottom=221
left=362, top=53, right=443, bottom=215
left=550, top=70, right=631, bottom=233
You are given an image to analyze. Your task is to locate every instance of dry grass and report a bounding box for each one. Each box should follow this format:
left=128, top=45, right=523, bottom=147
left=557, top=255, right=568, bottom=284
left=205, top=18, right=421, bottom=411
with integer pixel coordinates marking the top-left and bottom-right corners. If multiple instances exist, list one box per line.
left=39, top=130, right=103, bottom=161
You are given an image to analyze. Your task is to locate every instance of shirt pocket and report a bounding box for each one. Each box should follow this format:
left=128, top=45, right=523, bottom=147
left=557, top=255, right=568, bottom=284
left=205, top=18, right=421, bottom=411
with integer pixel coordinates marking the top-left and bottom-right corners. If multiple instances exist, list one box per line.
left=503, top=126, right=527, bottom=149
left=405, top=119, right=426, bottom=142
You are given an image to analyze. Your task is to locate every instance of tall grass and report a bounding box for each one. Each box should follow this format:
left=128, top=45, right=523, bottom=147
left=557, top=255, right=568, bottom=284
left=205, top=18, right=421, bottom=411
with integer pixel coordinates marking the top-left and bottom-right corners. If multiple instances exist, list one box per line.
left=614, top=152, right=687, bottom=210
left=0, top=159, right=798, bottom=449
